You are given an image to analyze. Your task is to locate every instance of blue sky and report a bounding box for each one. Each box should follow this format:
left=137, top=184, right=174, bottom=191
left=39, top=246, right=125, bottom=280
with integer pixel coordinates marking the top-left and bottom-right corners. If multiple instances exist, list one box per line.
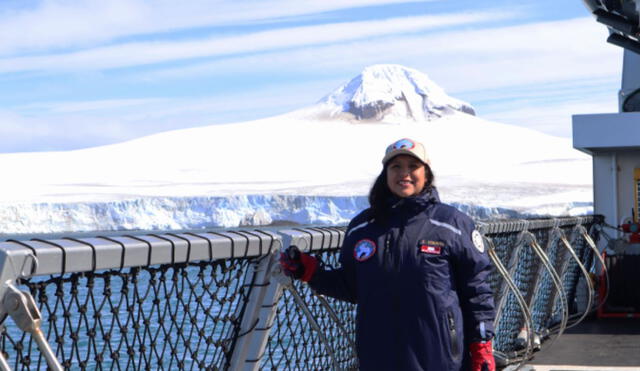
left=0, top=0, right=622, bottom=152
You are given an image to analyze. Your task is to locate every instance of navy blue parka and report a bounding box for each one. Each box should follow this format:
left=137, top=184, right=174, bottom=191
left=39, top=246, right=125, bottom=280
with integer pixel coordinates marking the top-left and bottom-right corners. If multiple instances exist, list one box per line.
left=308, top=188, right=495, bottom=370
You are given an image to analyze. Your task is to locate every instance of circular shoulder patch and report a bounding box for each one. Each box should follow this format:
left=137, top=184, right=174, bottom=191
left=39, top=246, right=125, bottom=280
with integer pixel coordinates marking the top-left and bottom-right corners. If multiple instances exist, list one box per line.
left=471, top=230, right=485, bottom=253
left=354, top=239, right=377, bottom=262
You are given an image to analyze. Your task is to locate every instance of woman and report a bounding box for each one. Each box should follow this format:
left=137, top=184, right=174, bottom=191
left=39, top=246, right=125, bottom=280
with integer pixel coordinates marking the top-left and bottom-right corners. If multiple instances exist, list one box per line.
left=280, top=138, right=495, bottom=371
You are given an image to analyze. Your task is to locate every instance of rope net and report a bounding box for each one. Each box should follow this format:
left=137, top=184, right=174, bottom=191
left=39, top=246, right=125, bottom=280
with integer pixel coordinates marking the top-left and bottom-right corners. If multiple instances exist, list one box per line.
left=492, top=231, right=537, bottom=353
left=488, top=221, right=597, bottom=358
left=0, top=218, right=599, bottom=370
left=1, top=259, right=257, bottom=370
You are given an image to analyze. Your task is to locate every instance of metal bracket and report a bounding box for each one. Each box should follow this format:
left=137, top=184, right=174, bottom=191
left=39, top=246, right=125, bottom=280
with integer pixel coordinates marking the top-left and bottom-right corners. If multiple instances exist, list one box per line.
left=3, top=282, right=62, bottom=371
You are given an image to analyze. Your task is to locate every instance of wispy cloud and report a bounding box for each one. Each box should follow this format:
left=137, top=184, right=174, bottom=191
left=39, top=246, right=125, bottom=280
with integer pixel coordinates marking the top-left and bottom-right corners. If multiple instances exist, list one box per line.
left=137, top=17, right=621, bottom=93
left=463, top=75, right=620, bottom=137
left=0, top=78, right=339, bottom=152
left=19, top=98, right=169, bottom=113
left=0, top=110, right=119, bottom=152
left=0, top=0, right=427, bottom=56
left=482, top=98, right=618, bottom=138
left=0, top=10, right=516, bottom=74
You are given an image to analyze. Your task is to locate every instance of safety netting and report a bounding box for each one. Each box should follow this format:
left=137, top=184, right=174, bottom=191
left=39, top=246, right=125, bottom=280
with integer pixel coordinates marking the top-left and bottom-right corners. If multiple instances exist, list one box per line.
left=0, top=218, right=600, bottom=370
left=1, top=259, right=257, bottom=370
left=486, top=220, right=598, bottom=365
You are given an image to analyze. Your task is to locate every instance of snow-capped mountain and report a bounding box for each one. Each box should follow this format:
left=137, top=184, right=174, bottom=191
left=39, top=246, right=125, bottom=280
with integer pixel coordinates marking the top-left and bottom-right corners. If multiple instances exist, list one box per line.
left=0, top=65, right=592, bottom=234
left=319, top=64, right=475, bottom=121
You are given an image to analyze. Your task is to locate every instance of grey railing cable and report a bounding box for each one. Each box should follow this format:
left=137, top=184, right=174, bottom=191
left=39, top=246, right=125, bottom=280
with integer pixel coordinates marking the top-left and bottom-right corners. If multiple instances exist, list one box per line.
left=484, top=235, right=533, bottom=370
left=553, top=228, right=594, bottom=331
left=575, top=225, right=609, bottom=310
left=520, top=231, right=568, bottom=352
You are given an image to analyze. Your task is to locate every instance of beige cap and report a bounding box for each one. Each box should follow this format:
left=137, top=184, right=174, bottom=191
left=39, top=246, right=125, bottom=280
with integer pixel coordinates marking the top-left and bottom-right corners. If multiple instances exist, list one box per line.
left=381, top=138, right=430, bottom=166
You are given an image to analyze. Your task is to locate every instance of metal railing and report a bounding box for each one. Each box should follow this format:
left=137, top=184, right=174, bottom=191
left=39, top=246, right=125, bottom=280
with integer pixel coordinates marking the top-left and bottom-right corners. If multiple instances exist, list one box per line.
left=0, top=216, right=600, bottom=370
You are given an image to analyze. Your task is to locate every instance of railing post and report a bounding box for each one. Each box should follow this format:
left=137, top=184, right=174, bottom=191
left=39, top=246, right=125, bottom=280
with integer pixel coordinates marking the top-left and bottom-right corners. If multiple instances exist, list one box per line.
left=228, top=228, right=346, bottom=370
left=2, top=283, right=62, bottom=371
left=0, top=242, right=45, bottom=370
left=227, top=241, right=283, bottom=371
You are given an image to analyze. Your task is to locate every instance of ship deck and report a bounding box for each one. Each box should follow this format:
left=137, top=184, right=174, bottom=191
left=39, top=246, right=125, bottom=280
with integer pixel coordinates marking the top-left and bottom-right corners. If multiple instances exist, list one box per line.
left=519, top=317, right=640, bottom=371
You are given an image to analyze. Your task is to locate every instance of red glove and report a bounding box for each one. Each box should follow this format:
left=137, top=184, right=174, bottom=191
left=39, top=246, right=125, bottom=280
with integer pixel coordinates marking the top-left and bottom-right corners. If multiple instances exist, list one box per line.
left=279, top=246, right=318, bottom=282
left=470, top=341, right=495, bottom=371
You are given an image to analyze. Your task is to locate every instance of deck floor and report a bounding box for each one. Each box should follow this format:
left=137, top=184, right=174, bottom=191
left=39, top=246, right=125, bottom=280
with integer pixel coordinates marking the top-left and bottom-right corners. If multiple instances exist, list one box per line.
left=520, top=317, right=640, bottom=370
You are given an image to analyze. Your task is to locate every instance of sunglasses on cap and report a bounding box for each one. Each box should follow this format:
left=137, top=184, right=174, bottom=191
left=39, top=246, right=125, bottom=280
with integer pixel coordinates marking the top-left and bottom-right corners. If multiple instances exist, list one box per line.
left=386, top=138, right=415, bottom=153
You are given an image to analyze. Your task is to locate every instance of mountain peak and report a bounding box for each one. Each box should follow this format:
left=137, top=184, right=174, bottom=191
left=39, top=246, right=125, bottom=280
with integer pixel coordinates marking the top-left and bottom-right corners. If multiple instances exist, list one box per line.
left=319, top=64, right=475, bottom=121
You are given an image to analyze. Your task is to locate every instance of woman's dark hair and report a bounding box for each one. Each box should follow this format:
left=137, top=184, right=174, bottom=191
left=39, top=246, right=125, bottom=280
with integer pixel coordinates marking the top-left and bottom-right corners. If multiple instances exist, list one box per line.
left=368, top=162, right=434, bottom=224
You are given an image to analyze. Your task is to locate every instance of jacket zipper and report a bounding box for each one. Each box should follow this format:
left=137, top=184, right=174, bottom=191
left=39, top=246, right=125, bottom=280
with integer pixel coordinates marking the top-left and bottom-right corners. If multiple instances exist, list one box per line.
left=384, top=233, right=392, bottom=271
left=385, top=230, right=402, bottom=365
left=447, top=311, right=460, bottom=359
left=393, top=225, right=405, bottom=271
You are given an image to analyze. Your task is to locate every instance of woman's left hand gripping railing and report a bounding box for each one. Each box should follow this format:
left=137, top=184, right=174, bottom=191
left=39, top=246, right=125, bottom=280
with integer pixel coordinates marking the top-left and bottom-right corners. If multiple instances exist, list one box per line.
left=0, top=241, right=63, bottom=371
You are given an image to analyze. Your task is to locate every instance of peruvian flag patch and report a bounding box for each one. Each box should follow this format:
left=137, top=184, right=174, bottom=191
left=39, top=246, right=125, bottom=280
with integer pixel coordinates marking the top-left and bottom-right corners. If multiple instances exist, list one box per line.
left=419, top=239, right=443, bottom=255
left=420, top=244, right=441, bottom=255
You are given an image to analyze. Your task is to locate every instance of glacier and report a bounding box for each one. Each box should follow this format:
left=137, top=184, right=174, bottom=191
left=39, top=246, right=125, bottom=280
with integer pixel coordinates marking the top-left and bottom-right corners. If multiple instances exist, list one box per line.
left=0, top=195, right=589, bottom=235
left=0, top=195, right=367, bottom=234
